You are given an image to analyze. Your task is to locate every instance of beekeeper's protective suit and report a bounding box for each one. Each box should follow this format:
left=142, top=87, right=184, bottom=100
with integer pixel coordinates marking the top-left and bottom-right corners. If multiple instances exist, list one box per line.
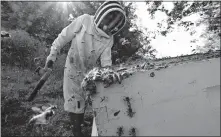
left=45, top=1, right=126, bottom=136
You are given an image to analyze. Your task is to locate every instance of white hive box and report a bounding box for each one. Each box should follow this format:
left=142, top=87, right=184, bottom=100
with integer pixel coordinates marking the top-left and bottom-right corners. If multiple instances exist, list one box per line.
left=91, top=58, right=220, bottom=136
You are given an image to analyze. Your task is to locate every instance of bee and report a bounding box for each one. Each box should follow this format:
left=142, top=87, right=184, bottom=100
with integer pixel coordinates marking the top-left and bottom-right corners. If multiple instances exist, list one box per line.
left=129, top=127, right=136, bottom=136
left=123, top=96, right=131, bottom=102
left=114, top=110, right=121, bottom=116
left=126, top=107, right=135, bottom=118
left=150, top=72, right=155, bottom=77
left=123, top=96, right=132, bottom=106
left=116, top=126, right=124, bottom=136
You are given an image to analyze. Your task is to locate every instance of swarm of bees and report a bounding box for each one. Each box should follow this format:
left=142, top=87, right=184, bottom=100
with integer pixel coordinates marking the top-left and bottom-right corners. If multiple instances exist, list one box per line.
left=81, top=67, right=133, bottom=96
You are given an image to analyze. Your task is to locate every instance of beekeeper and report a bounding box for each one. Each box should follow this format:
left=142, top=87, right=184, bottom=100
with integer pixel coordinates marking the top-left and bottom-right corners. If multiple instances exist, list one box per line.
left=44, top=1, right=127, bottom=136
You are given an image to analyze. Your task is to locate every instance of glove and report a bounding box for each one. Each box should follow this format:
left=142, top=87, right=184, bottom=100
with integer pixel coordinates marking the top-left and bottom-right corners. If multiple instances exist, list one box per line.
left=44, top=59, right=54, bottom=69
left=44, top=45, right=58, bottom=69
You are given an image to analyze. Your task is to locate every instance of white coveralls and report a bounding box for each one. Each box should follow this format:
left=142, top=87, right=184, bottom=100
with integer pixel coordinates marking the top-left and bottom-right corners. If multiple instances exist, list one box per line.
left=47, top=14, right=114, bottom=114
left=47, top=1, right=127, bottom=115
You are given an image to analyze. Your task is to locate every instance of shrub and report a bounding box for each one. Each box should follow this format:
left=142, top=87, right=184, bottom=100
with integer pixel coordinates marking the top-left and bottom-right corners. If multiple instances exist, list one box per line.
left=1, top=30, right=44, bottom=69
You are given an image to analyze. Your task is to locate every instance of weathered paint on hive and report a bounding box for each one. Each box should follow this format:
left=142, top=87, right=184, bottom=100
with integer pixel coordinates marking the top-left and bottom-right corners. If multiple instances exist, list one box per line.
left=91, top=58, right=220, bottom=136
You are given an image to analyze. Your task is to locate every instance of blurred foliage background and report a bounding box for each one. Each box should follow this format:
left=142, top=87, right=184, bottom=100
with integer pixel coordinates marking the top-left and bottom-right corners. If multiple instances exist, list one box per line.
left=1, top=1, right=220, bottom=69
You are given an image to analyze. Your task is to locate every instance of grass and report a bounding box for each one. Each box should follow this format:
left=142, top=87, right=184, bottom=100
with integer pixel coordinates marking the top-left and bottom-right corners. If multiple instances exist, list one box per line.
left=1, top=65, right=93, bottom=136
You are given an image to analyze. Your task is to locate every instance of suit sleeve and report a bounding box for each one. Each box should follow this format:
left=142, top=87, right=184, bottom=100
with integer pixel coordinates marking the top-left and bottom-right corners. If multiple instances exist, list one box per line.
left=47, top=14, right=86, bottom=62
left=100, top=38, right=114, bottom=67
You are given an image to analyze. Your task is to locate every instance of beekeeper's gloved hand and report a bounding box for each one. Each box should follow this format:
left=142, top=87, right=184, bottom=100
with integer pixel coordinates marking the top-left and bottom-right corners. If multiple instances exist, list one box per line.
left=44, top=59, right=54, bottom=70
left=44, top=46, right=57, bottom=70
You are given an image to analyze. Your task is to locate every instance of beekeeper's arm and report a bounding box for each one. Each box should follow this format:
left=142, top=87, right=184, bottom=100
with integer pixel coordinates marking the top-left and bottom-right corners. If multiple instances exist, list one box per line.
left=100, top=39, right=114, bottom=68
left=45, top=14, right=86, bottom=66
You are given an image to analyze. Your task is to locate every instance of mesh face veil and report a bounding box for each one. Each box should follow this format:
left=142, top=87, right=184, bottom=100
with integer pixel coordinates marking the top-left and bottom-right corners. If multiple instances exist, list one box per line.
left=94, top=1, right=127, bottom=36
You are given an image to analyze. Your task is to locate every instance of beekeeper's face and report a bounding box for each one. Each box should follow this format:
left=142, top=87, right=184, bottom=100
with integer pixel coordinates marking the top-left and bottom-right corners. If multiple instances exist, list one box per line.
left=99, top=11, right=124, bottom=36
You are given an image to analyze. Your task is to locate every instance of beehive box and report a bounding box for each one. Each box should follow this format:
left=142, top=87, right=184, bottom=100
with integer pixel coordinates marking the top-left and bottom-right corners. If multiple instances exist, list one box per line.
left=91, top=58, right=220, bottom=136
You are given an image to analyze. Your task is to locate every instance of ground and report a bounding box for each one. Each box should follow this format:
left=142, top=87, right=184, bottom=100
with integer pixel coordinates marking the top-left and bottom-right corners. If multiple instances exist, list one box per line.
left=1, top=65, right=93, bottom=136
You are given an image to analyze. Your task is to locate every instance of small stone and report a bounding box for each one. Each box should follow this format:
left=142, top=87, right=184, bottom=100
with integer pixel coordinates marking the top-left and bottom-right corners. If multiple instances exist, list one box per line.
left=6, top=76, right=10, bottom=80
left=150, top=72, right=155, bottom=77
